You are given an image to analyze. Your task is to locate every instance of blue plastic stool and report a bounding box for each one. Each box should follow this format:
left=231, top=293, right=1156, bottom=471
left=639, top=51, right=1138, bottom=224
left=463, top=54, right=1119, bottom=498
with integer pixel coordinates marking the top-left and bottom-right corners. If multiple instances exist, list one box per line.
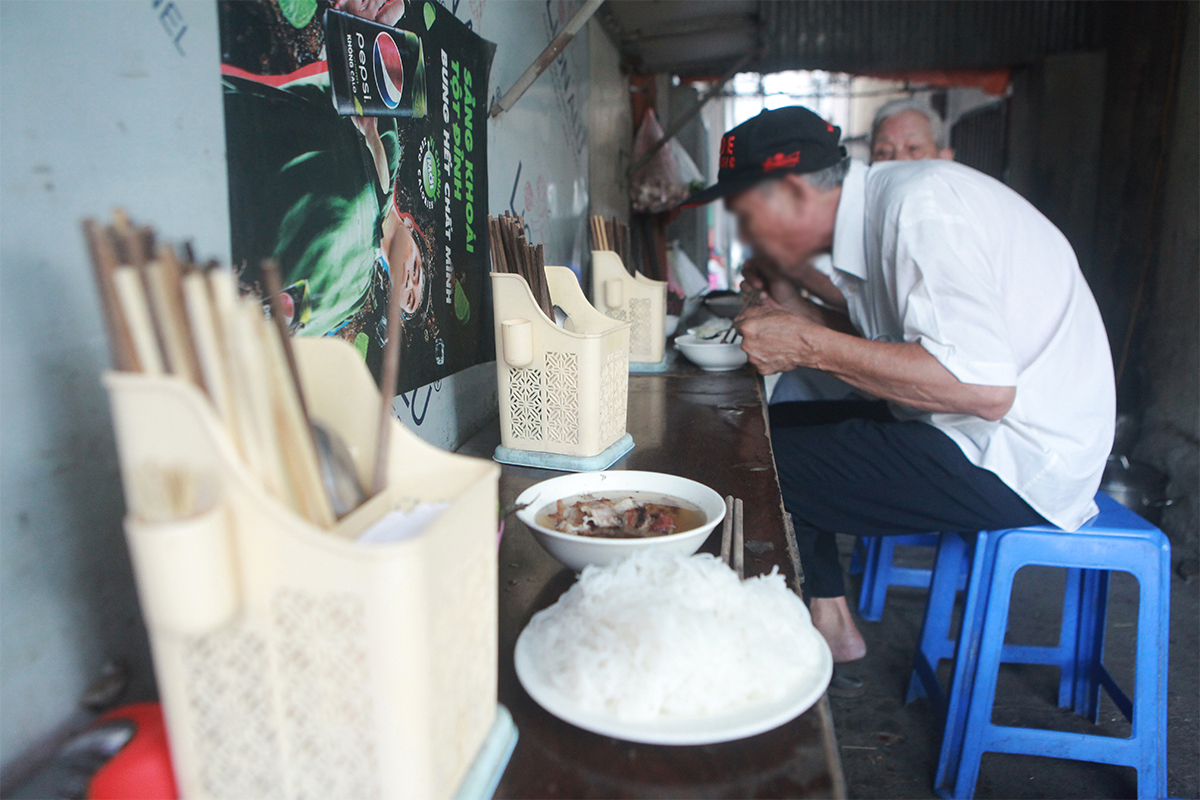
left=908, top=494, right=1170, bottom=799
left=855, top=534, right=966, bottom=622
left=905, top=549, right=1087, bottom=715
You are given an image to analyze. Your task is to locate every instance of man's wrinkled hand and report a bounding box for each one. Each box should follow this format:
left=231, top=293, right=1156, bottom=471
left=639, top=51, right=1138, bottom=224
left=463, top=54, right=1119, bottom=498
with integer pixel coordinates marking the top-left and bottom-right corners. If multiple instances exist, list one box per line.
left=741, top=255, right=804, bottom=314
left=734, top=304, right=823, bottom=375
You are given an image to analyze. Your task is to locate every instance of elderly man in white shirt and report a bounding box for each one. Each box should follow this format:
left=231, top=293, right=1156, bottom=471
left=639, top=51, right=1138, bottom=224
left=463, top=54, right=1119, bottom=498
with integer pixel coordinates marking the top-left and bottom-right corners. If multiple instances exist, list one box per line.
left=685, top=106, right=1114, bottom=673
left=762, top=97, right=956, bottom=408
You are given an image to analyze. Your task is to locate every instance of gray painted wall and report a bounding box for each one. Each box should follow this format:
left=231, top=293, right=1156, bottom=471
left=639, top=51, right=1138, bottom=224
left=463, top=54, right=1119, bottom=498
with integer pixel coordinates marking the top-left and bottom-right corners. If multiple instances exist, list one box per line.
left=587, top=22, right=632, bottom=223
left=1, top=1, right=229, bottom=781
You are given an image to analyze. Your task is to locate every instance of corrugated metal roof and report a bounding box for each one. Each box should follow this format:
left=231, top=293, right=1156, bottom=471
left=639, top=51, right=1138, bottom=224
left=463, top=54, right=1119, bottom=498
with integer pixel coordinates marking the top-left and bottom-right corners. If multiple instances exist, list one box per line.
left=602, top=1, right=1108, bottom=76
left=757, top=1, right=1106, bottom=74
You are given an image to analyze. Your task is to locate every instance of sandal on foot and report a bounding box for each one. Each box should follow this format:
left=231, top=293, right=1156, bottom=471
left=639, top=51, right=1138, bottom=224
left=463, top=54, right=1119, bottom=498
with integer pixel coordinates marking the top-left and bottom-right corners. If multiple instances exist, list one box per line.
left=827, top=667, right=866, bottom=699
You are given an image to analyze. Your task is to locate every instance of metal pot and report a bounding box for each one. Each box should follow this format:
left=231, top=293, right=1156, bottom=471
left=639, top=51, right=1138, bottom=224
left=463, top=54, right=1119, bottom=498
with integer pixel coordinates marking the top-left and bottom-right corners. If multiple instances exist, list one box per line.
left=1100, top=455, right=1173, bottom=526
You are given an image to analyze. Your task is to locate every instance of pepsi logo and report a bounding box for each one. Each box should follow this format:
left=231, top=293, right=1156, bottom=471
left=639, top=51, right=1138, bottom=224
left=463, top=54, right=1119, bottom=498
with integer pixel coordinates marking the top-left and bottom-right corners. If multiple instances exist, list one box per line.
left=373, top=33, right=404, bottom=109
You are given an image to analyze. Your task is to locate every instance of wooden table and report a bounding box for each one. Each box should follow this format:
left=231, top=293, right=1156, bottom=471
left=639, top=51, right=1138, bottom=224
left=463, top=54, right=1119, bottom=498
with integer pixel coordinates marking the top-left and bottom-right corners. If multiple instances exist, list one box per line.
left=459, top=356, right=846, bottom=799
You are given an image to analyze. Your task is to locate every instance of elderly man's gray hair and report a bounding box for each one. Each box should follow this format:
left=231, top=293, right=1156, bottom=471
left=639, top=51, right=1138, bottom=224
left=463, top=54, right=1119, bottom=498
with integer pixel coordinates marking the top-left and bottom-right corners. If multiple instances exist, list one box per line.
left=871, top=98, right=949, bottom=149
left=803, top=156, right=852, bottom=191
left=755, top=156, right=852, bottom=196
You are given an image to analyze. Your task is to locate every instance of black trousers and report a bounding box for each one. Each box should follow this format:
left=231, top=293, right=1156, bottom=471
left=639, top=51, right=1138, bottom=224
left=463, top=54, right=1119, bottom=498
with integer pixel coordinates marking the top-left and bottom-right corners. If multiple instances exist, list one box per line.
left=769, top=401, right=1047, bottom=599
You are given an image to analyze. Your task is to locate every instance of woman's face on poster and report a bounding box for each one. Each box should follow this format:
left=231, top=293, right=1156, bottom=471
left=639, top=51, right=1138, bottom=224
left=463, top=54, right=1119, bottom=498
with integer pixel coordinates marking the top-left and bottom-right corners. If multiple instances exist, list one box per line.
left=382, top=208, right=425, bottom=317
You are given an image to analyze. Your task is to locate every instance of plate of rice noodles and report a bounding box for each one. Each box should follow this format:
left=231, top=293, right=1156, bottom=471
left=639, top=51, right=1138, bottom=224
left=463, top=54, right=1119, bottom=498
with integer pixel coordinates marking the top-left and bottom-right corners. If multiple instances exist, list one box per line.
left=515, top=551, right=833, bottom=745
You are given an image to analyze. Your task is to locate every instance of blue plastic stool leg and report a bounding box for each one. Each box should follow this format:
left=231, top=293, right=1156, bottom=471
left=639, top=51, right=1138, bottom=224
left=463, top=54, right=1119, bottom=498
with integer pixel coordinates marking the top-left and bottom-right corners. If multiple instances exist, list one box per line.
left=859, top=536, right=897, bottom=621
left=1129, top=538, right=1169, bottom=798
left=945, top=530, right=1020, bottom=798
left=933, top=529, right=1000, bottom=799
left=1072, top=568, right=1109, bottom=720
left=856, top=536, right=882, bottom=619
left=906, top=532, right=969, bottom=709
left=849, top=536, right=867, bottom=576
left=1056, top=567, right=1083, bottom=708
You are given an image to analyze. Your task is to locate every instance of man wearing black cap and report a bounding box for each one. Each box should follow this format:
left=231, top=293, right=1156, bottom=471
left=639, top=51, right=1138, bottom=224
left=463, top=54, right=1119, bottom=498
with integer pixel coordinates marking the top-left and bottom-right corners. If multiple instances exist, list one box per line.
left=687, top=107, right=1114, bottom=671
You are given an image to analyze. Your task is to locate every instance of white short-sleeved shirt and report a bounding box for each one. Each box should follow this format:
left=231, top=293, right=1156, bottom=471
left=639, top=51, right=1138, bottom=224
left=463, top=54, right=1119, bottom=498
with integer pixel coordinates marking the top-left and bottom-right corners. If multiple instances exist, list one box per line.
left=830, top=159, right=1115, bottom=531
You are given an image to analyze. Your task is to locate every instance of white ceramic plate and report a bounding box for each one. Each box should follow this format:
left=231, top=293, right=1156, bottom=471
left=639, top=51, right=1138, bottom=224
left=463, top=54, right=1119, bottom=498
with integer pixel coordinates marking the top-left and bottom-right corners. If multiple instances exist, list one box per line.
left=514, top=624, right=833, bottom=745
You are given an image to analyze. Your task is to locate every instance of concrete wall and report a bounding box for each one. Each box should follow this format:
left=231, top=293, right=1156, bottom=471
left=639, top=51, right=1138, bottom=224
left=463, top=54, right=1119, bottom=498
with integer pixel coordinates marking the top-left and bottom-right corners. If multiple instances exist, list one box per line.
left=1091, top=2, right=1188, bottom=386
left=1, top=0, right=608, bottom=784
left=1007, top=51, right=1107, bottom=285
left=1000, top=4, right=1197, bottom=556
left=1132, top=3, right=1199, bottom=554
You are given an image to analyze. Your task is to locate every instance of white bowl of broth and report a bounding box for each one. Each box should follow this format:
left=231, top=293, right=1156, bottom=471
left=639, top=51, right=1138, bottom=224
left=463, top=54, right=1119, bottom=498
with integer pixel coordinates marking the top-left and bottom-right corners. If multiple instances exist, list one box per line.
left=514, top=471, right=727, bottom=572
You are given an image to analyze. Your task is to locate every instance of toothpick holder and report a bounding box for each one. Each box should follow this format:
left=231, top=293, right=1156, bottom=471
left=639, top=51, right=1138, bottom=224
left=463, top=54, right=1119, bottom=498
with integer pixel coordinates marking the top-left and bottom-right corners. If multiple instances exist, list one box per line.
left=590, top=250, right=667, bottom=368
left=492, top=266, right=634, bottom=471
left=104, top=338, right=501, bottom=800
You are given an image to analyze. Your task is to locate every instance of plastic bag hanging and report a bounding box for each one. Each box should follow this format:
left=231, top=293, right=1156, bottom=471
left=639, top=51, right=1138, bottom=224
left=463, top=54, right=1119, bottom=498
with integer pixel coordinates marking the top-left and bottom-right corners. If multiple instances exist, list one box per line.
left=629, top=109, right=705, bottom=213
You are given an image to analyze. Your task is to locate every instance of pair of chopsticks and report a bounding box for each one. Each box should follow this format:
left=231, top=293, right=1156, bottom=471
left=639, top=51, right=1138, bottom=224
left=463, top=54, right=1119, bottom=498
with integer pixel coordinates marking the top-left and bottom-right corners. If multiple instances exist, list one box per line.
left=719, top=326, right=740, bottom=344
left=589, top=215, right=633, bottom=272
left=720, top=495, right=745, bottom=579
left=488, top=213, right=553, bottom=320
left=83, top=211, right=341, bottom=527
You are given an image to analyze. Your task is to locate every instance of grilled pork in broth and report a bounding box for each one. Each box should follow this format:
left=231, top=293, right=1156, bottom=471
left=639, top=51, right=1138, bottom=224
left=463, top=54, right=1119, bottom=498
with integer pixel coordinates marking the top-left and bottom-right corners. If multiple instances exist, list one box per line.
left=537, top=492, right=706, bottom=539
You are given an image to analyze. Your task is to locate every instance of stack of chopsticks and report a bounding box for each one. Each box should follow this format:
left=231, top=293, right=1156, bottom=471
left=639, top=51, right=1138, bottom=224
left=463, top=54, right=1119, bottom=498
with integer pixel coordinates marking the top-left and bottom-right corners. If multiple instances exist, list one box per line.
left=720, top=495, right=745, bottom=579
left=83, top=211, right=344, bottom=528
left=488, top=213, right=553, bottom=320
left=588, top=215, right=633, bottom=273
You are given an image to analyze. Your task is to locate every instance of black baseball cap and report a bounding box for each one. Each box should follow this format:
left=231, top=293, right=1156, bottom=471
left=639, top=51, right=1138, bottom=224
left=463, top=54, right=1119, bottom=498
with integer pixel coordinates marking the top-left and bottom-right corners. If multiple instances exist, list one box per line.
left=682, top=106, right=846, bottom=207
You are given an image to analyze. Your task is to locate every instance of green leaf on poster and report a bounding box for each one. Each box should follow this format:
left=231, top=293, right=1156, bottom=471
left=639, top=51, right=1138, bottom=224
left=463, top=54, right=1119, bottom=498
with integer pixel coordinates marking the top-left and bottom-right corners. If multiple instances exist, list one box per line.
left=354, top=331, right=370, bottom=360
left=280, top=0, right=317, bottom=29
left=453, top=280, right=470, bottom=322
left=423, top=2, right=436, bottom=30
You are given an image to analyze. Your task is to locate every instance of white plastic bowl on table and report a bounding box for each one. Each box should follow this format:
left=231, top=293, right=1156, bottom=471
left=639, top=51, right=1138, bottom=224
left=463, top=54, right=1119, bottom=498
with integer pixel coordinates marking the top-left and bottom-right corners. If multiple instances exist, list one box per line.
left=674, top=333, right=749, bottom=372
left=514, top=471, right=726, bottom=572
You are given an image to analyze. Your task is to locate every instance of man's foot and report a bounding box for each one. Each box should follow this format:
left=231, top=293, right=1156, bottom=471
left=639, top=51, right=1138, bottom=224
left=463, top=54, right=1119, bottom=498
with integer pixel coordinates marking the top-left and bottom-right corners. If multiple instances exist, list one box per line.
left=810, top=596, right=867, bottom=662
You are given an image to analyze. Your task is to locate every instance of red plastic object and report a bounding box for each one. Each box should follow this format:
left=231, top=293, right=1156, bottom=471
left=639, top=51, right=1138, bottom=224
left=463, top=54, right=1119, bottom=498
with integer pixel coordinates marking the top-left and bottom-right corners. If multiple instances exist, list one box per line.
left=87, top=703, right=178, bottom=800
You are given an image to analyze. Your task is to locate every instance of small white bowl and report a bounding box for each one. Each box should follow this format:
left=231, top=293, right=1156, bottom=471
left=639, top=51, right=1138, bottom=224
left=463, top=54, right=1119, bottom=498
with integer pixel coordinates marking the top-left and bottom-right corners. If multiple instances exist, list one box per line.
left=674, top=333, right=749, bottom=372
left=514, top=471, right=726, bottom=572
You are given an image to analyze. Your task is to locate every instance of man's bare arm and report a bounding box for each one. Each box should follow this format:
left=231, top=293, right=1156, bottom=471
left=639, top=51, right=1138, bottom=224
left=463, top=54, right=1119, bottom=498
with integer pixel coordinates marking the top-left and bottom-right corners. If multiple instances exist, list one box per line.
left=736, top=306, right=1015, bottom=421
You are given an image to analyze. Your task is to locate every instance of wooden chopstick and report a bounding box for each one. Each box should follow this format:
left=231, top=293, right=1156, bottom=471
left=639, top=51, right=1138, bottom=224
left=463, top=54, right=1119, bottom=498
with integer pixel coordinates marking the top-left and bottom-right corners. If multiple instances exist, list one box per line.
left=258, top=299, right=336, bottom=527
left=112, top=266, right=164, bottom=375
left=733, top=497, right=745, bottom=579
left=488, top=216, right=505, bottom=274
left=144, top=257, right=201, bottom=385
left=721, top=495, right=734, bottom=566
left=260, top=260, right=337, bottom=526
left=182, top=271, right=235, bottom=424
left=208, top=269, right=261, bottom=468
left=372, top=251, right=405, bottom=496
left=236, top=299, right=292, bottom=506
left=82, top=220, right=139, bottom=371
left=533, top=243, right=552, bottom=317
left=156, top=245, right=204, bottom=385
left=261, top=260, right=309, bottom=420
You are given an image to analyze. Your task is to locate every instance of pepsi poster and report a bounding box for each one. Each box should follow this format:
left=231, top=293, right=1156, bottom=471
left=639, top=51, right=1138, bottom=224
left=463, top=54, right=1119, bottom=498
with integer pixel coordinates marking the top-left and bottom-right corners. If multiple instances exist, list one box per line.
left=218, top=0, right=495, bottom=393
